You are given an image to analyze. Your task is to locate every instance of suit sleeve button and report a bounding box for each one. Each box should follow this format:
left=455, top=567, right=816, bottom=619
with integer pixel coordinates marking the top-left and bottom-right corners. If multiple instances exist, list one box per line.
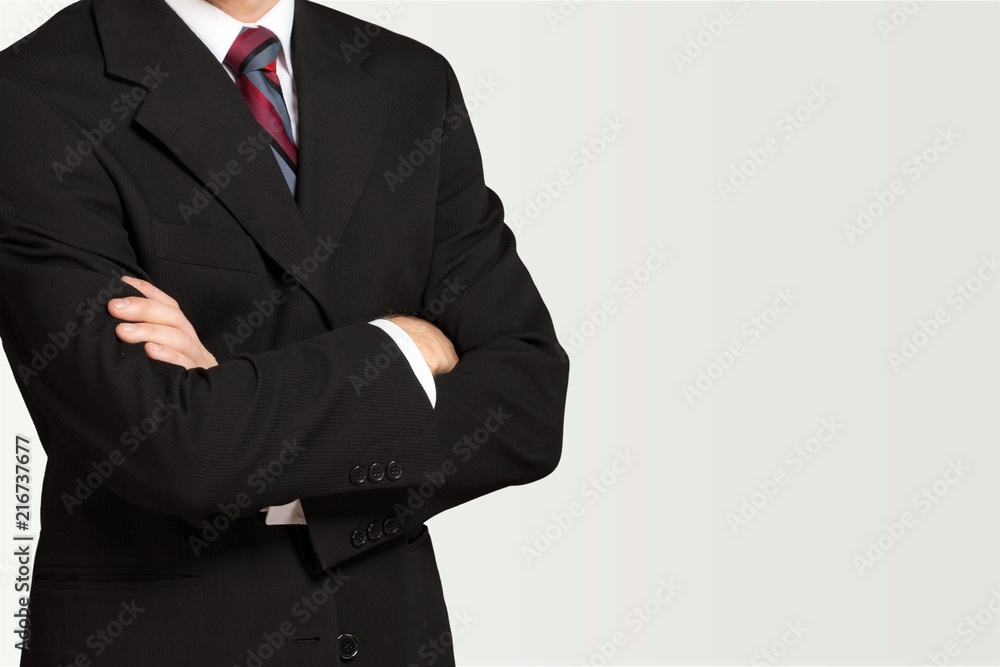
left=382, top=517, right=400, bottom=535
left=386, top=460, right=403, bottom=481
left=338, top=633, right=359, bottom=660
left=368, top=462, right=385, bottom=483
left=366, top=521, right=383, bottom=541
left=350, top=466, right=367, bottom=485
left=350, top=529, right=367, bottom=548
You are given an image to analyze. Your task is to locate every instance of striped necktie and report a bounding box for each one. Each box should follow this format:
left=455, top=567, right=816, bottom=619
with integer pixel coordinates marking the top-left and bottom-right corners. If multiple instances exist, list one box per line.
left=224, top=26, right=297, bottom=195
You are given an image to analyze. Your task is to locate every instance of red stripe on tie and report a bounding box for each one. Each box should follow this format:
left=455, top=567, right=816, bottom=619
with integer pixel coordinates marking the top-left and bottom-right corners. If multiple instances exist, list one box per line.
left=224, top=27, right=297, bottom=170
left=237, top=75, right=297, bottom=164
left=224, top=28, right=276, bottom=73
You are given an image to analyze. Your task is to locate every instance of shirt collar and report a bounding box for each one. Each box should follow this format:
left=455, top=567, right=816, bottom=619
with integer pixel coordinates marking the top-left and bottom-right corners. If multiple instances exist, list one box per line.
left=163, top=0, right=295, bottom=72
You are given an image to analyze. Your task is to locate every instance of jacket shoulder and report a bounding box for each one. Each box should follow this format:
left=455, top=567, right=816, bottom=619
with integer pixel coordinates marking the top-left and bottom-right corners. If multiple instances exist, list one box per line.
left=0, top=1, right=104, bottom=98
left=304, top=2, right=451, bottom=89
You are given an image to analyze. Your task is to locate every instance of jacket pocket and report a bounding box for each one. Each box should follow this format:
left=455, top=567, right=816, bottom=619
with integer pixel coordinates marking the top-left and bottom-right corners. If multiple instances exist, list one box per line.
left=33, top=565, right=202, bottom=591
left=153, top=222, right=268, bottom=275
left=26, top=572, right=200, bottom=666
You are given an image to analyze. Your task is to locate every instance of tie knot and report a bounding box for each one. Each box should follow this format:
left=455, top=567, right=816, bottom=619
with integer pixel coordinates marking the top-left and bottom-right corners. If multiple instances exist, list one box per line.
left=224, top=26, right=282, bottom=76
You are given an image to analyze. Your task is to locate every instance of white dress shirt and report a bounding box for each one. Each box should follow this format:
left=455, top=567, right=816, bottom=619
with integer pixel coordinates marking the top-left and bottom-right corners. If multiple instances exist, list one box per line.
left=163, top=0, right=436, bottom=525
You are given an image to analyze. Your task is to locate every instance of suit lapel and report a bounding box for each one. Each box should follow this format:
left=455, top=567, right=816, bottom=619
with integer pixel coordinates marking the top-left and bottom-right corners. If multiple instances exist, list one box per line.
left=95, top=0, right=341, bottom=327
left=291, top=0, right=393, bottom=250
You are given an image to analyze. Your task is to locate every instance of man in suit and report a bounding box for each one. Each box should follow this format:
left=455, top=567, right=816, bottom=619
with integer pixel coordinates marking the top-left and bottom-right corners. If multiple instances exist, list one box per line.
left=0, top=0, right=569, bottom=663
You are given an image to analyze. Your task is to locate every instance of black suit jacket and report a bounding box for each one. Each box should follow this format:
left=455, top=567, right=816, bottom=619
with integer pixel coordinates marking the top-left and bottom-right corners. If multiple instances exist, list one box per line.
left=0, top=0, right=568, bottom=664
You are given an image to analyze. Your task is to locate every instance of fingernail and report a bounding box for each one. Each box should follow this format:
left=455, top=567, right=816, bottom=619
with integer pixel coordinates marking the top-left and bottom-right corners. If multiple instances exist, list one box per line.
left=111, top=298, right=129, bottom=310
left=119, top=323, right=137, bottom=332
left=147, top=343, right=160, bottom=352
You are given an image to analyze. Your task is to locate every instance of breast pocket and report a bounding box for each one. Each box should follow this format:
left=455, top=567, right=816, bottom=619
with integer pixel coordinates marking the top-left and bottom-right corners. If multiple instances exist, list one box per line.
left=153, top=222, right=268, bottom=276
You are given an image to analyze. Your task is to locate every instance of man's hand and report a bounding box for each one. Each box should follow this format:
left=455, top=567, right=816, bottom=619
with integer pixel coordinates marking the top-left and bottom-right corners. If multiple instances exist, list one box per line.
left=108, top=276, right=218, bottom=370
left=385, top=315, right=458, bottom=376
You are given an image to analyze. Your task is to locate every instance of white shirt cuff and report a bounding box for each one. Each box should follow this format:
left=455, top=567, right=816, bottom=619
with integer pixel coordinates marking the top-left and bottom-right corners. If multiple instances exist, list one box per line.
left=263, top=499, right=306, bottom=525
left=368, top=318, right=436, bottom=408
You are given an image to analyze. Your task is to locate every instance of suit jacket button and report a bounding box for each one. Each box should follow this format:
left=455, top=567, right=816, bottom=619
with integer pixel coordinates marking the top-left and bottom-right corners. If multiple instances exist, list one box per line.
left=367, top=521, right=383, bottom=541
left=338, top=633, right=359, bottom=660
left=368, top=462, right=385, bottom=483
left=350, top=529, right=367, bottom=549
left=349, top=466, right=367, bottom=485
left=386, top=460, right=403, bottom=480
left=383, top=517, right=400, bottom=535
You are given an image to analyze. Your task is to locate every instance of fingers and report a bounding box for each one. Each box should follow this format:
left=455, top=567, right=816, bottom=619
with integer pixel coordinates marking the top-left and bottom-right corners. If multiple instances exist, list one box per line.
left=114, top=322, right=202, bottom=360
left=431, top=337, right=459, bottom=376
left=143, top=342, right=197, bottom=370
left=107, top=277, right=217, bottom=370
left=120, top=276, right=179, bottom=308
left=115, top=322, right=206, bottom=369
left=107, top=296, right=194, bottom=337
left=438, top=341, right=459, bottom=375
left=112, top=276, right=187, bottom=330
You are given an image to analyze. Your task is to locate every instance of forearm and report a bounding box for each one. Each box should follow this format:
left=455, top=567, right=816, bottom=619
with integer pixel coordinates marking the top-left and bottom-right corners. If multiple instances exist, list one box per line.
left=0, top=257, right=441, bottom=524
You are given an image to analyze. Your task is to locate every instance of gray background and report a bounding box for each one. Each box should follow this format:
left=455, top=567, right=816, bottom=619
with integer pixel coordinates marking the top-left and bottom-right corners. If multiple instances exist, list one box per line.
left=0, top=1, right=997, bottom=664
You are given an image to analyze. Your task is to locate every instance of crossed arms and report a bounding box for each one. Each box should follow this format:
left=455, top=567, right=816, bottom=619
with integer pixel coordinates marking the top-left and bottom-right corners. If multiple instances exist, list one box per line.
left=0, top=62, right=568, bottom=570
